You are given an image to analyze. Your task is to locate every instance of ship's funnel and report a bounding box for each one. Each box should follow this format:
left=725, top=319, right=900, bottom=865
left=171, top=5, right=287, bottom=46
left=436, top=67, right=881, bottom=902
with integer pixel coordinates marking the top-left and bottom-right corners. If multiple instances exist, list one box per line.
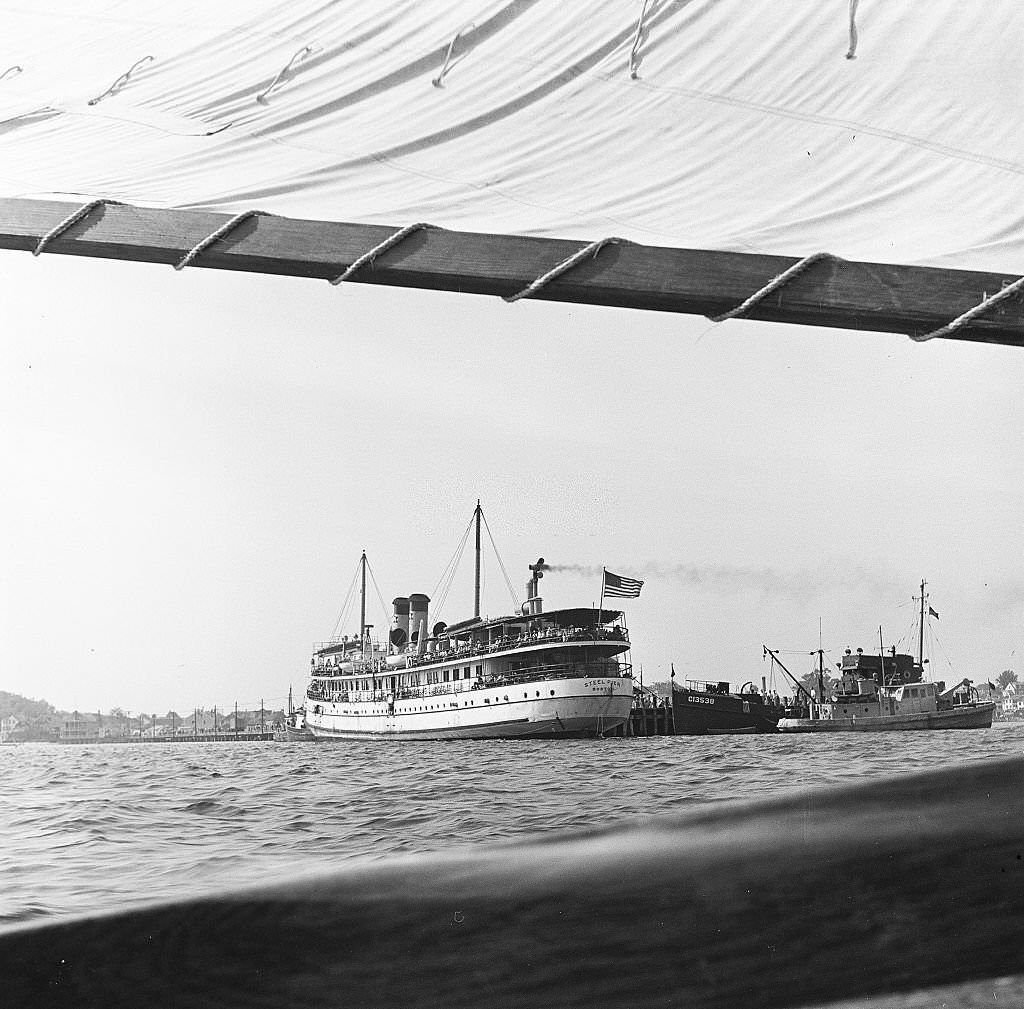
left=390, top=597, right=410, bottom=652
left=409, top=593, right=430, bottom=645
left=525, top=558, right=545, bottom=615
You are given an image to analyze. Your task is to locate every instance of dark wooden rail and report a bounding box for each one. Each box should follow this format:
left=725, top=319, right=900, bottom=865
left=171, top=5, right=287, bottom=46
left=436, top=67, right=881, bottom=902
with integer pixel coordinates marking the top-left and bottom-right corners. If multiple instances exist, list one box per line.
left=4, top=755, right=1022, bottom=1007
left=2, top=198, right=1024, bottom=346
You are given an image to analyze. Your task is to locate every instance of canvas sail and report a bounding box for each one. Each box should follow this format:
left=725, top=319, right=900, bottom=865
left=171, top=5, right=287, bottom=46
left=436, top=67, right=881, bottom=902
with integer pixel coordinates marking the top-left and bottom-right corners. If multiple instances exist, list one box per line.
left=2, top=1, right=1023, bottom=337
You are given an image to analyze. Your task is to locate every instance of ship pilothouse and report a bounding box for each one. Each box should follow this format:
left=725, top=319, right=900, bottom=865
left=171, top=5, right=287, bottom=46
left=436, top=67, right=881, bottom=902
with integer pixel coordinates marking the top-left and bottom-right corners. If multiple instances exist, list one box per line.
left=304, top=505, right=636, bottom=739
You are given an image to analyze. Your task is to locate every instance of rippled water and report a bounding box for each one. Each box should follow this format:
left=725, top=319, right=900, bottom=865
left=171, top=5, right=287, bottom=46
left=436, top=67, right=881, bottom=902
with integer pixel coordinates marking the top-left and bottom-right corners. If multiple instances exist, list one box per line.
left=2, top=725, right=1023, bottom=927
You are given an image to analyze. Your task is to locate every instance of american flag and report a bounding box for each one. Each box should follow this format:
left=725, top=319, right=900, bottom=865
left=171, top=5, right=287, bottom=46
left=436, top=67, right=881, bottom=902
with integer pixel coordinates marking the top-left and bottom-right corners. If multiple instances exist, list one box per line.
left=603, top=569, right=644, bottom=598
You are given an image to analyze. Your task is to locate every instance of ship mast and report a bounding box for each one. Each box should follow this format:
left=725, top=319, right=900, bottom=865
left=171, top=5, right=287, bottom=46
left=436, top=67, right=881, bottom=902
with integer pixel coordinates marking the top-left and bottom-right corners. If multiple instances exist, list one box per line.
left=360, top=550, right=367, bottom=658
left=474, top=500, right=482, bottom=619
left=815, top=618, right=826, bottom=701
left=918, top=578, right=927, bottom=670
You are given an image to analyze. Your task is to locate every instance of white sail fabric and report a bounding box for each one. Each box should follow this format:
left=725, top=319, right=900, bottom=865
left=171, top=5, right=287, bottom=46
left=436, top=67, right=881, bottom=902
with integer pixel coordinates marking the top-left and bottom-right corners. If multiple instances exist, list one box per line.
left=2, top=0, right=1023, bottom=271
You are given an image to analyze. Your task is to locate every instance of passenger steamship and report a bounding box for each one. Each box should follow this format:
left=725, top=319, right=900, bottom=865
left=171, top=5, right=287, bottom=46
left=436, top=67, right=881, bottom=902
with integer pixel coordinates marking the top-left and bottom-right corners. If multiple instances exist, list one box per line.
left=302, top=506, right=635, bottom=740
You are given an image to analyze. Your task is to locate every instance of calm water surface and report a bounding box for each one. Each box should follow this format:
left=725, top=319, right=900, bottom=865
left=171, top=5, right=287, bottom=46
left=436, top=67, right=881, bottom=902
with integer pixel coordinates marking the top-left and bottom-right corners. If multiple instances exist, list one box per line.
left=2, top=726, right=1023, bottom=926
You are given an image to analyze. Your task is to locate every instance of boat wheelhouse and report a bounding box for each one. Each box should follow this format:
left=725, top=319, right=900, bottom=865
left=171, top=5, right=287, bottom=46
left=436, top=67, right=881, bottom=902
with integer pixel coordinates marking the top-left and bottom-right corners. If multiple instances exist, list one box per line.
left=303, top=507, right=635, bottom=740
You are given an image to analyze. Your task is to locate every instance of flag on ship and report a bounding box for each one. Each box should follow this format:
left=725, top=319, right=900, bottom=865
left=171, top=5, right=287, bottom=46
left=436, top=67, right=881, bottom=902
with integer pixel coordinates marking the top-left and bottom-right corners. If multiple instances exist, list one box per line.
left=929, top=606, right=940, bottom=620
left=603, top=570, right=644, bottom=599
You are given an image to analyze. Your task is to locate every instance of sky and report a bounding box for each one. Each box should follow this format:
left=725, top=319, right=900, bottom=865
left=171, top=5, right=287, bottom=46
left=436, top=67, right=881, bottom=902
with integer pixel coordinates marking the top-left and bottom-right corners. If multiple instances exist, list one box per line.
left=2, top=249, right=1023, bottom=716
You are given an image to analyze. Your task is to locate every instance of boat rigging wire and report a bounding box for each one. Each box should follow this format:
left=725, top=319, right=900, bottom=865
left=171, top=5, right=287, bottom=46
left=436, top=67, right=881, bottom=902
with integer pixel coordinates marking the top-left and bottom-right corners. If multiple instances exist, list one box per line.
left=480, top=509, right=521, bottom=610
left=430, top=505, right=521, bottom=619
left=431, top=513, right=475, bottom=617
left=362, top=555, right=393, bottom=641
left=927, top=621, right=958, bottom=679
left=328, top=559, right=362, bottom=641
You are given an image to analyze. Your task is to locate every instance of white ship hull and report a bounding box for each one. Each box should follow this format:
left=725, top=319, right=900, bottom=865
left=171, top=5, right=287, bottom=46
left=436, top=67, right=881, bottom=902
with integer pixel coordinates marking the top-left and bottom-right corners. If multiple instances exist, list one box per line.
left=307, top=675, right=633, bottom=740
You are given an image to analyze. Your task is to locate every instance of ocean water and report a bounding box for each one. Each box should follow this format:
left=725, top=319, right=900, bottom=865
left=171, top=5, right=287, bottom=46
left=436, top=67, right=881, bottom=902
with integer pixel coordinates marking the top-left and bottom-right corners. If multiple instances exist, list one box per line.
left=2, top=725, right=1023, bottom=928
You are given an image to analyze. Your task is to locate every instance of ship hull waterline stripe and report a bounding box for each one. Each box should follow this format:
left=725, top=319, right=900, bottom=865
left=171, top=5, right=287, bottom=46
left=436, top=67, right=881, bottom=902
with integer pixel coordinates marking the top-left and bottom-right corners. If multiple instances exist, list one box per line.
left=307, top=715, right=619, bottom=740
left=2, top=198, right=1024, bottom=345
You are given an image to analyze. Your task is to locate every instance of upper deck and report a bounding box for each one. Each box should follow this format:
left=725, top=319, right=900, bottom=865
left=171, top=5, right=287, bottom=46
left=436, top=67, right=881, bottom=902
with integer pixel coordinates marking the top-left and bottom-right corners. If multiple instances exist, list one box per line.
left=312, top=607, right=629, bottom=678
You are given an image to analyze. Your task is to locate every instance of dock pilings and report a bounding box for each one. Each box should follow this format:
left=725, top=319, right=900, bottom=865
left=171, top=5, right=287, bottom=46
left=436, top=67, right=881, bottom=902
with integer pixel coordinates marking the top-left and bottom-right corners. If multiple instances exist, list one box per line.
left=610, top=697, right=675, bottom=737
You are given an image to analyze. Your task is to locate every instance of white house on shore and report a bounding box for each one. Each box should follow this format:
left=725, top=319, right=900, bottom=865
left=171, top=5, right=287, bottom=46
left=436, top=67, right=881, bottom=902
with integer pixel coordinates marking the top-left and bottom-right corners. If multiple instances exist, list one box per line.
left=1002, top=683, right=1024, bottom=716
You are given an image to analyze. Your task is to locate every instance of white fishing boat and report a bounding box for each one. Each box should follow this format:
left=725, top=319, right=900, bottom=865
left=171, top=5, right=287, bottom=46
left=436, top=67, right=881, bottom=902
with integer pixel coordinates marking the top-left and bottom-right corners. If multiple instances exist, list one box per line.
left=775, top=582, right=995, bottom=733
left=303, top=505, right=635, bottom=740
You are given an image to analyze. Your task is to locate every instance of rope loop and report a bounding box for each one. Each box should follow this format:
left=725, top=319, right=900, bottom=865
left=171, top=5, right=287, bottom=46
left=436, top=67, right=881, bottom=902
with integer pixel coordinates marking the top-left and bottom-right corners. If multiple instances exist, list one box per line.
left=257, top=45, right=316, bottom=105
left=88, top=56, right=154, bottom=106
left=33, top=199, right=124, bottom=256
left=845, top=0, right=860, bottom=60
left=912, top=277, right=1024, bottom=343
left=433, top=23, right=476, bottom=87
left=629, top=0, right=653, bottom=79
left=329, top=223, right=430, bottom=285
left=1, top=66, right=22, bottom=82
left=504, top=237, right=623, bottom=303
left=708, top=252, right=838, bottom=323
left=175, top=210, right=267, bottom=271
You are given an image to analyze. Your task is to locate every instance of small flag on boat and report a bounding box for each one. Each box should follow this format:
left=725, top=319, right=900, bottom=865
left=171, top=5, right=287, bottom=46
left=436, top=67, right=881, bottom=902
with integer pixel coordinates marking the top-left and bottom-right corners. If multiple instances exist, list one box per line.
left=928, top=606, right=939, bottom=620
left=603, top=569, right=644, bottom=598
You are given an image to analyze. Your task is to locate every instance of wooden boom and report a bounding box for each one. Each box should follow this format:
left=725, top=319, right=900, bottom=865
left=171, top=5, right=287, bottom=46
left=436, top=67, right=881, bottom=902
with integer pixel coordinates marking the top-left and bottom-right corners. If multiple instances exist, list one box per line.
left=3, top=755, right=1023, bottom=1007
left=1, top=198, right=1023, bottom=346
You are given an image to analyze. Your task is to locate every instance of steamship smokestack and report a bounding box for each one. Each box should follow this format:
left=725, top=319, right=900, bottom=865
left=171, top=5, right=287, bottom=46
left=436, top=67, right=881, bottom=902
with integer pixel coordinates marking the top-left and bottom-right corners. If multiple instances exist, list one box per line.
left=390, top=597, right=410, bottom=653
left=524, top=558, right=545, bottom=616
left=409, top=593, right=430, bottom=648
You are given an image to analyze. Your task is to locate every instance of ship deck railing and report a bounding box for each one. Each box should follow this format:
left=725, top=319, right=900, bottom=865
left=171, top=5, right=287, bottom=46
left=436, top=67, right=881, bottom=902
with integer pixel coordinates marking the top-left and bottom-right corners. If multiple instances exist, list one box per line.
left=408, top=626, right=628, bottom=668
left=310, top=625, right=629, bottom=677
left=679, top=678, right=736, bottom=694
left=306, top=661, right=632, bottom=703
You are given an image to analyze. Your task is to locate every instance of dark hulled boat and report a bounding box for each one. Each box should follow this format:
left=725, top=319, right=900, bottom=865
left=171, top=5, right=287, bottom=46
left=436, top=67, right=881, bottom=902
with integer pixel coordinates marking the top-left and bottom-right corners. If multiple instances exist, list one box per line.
left=670, top=678, right=783, bottom=735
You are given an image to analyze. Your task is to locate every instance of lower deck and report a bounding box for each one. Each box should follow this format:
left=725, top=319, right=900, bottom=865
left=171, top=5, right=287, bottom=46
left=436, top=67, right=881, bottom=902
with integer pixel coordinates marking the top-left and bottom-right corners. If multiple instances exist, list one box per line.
left=306, top=675, right=633, bottom=740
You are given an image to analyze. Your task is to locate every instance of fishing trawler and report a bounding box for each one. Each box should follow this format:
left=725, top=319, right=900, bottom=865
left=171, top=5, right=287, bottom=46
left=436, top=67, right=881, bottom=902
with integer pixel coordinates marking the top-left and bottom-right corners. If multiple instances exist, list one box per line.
left=303, top=506, right=635, bottom=740
left=774, top=582, right=995, bottom=733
